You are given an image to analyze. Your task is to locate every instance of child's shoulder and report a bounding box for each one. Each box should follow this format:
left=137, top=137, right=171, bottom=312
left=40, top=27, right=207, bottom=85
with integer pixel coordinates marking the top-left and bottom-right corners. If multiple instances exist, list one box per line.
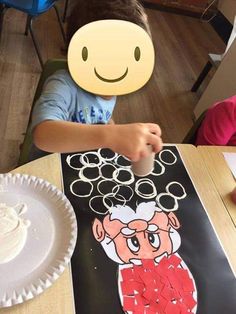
left=211, top=95, right=236, bottom=113
left=45, top=69, right=99, bottom=101
left=205, top=96, right=236, bottom=127
left=49, top=69, right=96, bottom=95
left=48, top=69, right=76, bottom=87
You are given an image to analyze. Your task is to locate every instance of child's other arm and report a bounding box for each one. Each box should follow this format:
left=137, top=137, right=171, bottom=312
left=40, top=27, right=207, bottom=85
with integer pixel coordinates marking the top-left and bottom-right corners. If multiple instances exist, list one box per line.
left=33, top=121, right=162, bottom=161
left=196, top=100, right=236, bottom=145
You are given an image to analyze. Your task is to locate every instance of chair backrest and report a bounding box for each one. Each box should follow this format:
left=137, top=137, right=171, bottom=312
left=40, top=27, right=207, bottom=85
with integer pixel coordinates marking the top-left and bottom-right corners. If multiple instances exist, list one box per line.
left=18, top=59, right=68, bottom=166
left=32, top=0, right=39, bottom=11
left=182, top=110, right=206, bottom=145
left=1, top=0, right=55, bottom=14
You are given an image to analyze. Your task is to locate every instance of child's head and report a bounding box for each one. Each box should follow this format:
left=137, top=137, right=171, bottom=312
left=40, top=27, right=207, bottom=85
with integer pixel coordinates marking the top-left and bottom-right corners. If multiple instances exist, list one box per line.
left=66, top=0, right=151, bottom=45
left=67, top=0, right=155, bottom=96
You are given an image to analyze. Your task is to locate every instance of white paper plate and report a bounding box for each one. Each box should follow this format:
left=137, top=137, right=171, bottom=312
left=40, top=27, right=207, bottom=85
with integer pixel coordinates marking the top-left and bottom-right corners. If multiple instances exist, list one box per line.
left=0, top=173, right=77, bottom=308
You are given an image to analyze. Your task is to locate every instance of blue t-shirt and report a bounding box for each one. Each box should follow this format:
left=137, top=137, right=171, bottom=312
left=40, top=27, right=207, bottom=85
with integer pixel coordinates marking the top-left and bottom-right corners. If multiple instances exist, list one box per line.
left=31, top=69, right=116, bottom=130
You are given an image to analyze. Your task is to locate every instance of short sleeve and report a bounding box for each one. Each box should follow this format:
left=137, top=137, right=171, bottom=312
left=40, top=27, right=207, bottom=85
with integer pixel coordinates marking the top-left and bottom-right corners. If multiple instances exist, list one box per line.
left=196, top=99, right=236, bottom=145
left=31, top=70, right=76, bottom=130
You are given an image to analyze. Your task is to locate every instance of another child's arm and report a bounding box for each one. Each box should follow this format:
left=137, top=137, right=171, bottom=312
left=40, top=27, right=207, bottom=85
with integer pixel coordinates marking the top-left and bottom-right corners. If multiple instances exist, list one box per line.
left=196, top=99, right=236, bottom=146
left=33, top=121, right=162, bottom=161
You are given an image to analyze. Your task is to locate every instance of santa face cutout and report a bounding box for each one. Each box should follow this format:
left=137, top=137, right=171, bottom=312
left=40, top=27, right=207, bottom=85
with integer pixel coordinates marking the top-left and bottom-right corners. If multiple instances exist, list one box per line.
left=92, top=202, right=181, bottom=265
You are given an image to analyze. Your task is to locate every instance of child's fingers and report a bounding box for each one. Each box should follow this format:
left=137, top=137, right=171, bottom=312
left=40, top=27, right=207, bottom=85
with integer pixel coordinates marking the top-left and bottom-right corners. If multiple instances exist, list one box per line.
left=147, top=133, right=163, bottom=153
left=147, top=123, right=162, bottom=137
left=128, top=146, right=152, bottom=161
left=128, top=152, right=140, bottom=162
left=139, top=146, right=151, bottom=159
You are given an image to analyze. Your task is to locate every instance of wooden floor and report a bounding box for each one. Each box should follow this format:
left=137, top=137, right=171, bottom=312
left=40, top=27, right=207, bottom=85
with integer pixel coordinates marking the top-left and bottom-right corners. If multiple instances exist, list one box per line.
left=0, top=3, right=225, bottom=172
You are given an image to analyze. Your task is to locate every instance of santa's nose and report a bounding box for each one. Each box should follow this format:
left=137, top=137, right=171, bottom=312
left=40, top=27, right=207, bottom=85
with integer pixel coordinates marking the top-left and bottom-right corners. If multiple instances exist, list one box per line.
left=128, top=220, right=148, bottom=232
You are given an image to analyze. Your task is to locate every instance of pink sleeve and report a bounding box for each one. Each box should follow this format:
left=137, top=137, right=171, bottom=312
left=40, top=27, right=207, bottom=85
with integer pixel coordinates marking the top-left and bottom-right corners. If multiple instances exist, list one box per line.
left=196, top=99, right=236, bottom=146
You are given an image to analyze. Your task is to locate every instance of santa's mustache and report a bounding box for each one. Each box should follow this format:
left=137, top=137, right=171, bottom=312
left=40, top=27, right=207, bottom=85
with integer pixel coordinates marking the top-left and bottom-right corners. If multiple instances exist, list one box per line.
left=130, top=252, right=168, bottom=265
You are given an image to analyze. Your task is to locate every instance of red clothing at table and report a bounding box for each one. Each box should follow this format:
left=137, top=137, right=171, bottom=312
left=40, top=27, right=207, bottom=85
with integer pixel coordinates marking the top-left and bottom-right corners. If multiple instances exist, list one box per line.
left=196, top=95, right=236, bottom=146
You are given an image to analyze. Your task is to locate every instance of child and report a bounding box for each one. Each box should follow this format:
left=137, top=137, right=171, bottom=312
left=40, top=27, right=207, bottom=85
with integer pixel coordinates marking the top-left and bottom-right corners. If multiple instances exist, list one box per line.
left=195, top=95, right=236, bottom=146
left=31, top=0, right=163, bottom=162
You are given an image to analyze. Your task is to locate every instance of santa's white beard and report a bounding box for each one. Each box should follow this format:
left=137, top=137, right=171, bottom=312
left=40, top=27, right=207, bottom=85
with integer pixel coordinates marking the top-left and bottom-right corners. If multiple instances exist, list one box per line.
left=169, top=226, right=181, bottom=254
left=100, top=235, right=124, bottom=264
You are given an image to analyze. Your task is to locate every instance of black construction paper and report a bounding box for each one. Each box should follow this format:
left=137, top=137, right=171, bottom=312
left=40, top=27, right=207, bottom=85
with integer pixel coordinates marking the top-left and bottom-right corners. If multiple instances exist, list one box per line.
left=61, top=146, right=236, bottom=314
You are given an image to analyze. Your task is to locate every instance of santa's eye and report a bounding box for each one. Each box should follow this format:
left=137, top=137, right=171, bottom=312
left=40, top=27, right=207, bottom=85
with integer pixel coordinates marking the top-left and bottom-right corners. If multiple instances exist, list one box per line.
left=82, top=47, right=88, bottom=61
left=148, top=233, right=160, bottom=249
left=127, top=236, right=140, bottom=253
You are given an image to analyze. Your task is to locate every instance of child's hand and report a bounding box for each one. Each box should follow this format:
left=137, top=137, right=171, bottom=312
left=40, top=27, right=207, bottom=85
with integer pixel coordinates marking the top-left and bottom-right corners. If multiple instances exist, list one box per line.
left=107, top=123, right=163, bottom=161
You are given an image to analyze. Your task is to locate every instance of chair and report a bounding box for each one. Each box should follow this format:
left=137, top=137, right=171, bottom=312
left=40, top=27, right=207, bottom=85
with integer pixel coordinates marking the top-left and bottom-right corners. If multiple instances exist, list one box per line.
left=191, top=15, right=236, bottom=92
left=18, top=58, right=68, bottom=166
left=0, top=0, right=66, bottom=69
left=182, top=110, right=206, bottom=144
left=62, top=0, right=69, bottom=23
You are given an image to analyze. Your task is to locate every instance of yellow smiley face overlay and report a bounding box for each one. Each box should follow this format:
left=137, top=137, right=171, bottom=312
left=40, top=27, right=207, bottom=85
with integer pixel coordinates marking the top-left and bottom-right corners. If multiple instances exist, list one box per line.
left=68, top=20, right=155, bottom=96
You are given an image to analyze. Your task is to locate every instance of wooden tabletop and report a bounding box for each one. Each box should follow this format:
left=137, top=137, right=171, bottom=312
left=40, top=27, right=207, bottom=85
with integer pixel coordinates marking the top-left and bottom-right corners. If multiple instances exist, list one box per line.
left=177, top=145, right=236, bottom=274
left=2, top=144, right=236, bottom=313
left=197, top=146, right=236, bottom=227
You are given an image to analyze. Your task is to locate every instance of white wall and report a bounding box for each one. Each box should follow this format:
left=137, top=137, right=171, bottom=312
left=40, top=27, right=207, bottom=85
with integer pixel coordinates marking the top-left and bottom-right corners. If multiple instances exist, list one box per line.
left=218, top=0, right=236, bottom=23
left=194, top=38, right=236, bottom=118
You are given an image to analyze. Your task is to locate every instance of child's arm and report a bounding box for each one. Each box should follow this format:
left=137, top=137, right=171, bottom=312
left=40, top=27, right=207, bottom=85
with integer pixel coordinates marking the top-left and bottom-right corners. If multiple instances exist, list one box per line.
left=196, top=99, right=236, bottom=146
left=33, top=121, right=162, bottom=161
